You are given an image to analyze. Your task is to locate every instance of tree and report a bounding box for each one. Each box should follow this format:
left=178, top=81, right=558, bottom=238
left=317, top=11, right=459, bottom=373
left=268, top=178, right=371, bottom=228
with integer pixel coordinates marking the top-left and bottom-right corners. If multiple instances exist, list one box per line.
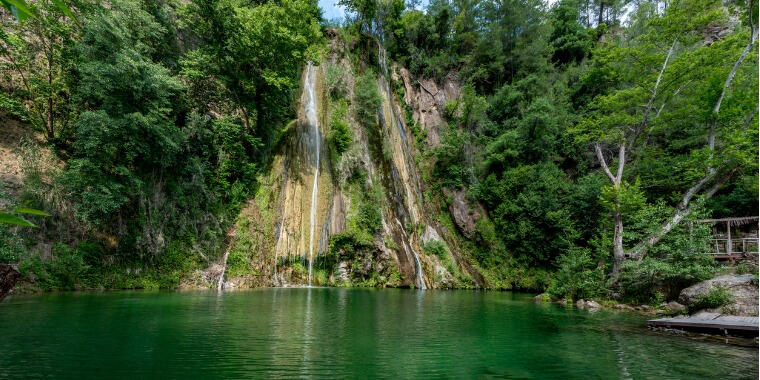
left=180, top=0, right=322, bottom=143
left=0, top=0, right=79, bottom=142
left=550, top=0, right=591, bottom=65
left=61, top=0, right=184, bottom=226
left=576, top=0, right=757, bottom=274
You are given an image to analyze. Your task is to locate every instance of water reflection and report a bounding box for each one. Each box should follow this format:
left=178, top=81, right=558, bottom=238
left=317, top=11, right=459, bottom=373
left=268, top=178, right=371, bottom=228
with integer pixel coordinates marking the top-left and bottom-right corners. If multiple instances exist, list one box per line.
left=0, top=289, right=756, bottom=379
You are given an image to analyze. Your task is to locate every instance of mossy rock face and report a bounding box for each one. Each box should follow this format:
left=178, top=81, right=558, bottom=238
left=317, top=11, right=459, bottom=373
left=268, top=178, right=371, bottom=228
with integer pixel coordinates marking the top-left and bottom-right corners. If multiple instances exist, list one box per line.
left=217, top=42, right=487, bottom=290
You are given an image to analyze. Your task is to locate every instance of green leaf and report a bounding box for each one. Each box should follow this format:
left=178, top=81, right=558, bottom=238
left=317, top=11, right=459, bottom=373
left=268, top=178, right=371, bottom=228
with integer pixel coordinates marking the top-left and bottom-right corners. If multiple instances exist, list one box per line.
left=0, top=212, right=37, bottom=227
left=0, top=0, right=35, bottom=21
left=13, top=207, right=51, bottom=217
left=51, top=0, right=78, bottom=25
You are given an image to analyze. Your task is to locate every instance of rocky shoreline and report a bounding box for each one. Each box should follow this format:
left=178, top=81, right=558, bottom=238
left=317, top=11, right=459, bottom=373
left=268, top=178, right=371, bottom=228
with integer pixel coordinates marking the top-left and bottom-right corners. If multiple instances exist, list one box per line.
left=536, top=274, right=758, bottom=316
left=535, top=274, right=759, bottom=341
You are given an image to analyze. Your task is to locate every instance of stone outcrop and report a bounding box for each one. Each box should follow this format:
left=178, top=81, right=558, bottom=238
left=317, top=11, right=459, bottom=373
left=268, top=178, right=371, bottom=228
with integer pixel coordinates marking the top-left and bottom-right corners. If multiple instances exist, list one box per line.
left=200, top=39, right=491, bottom=290
left=679, top=274, right=759, bottom=316
left=665, top=301, right=687, bottom=313
left=0, top=264, right=20, bottom=301
left=575, top=299, right=601, bottom=309
left=444, top=188, right=484, bottom=238
left=398, top=68, right=460, bottom=148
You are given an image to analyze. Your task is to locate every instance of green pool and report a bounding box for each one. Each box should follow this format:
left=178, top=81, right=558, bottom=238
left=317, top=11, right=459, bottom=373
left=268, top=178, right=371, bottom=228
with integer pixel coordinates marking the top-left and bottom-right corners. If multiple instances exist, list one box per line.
left=0, top=288, right=756, bottom=378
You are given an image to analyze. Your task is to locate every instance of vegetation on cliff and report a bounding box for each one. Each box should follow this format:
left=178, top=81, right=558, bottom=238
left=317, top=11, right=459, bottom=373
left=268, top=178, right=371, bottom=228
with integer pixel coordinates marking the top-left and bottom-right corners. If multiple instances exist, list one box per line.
left=1, top=0, right=756, bottom=302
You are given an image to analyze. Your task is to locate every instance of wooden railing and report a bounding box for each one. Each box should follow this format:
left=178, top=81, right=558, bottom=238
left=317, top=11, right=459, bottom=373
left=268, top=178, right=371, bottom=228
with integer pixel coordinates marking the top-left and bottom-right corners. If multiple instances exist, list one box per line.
left=707, top=238, right=759, bottom=255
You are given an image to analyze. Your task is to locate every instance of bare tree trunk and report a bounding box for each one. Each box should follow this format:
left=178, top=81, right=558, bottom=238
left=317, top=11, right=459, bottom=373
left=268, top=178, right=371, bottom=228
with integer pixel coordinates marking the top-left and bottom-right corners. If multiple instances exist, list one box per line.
left=46, top=96, right=54, bottom=140
left=596, top=143, right=628, bottom=274
left=708, top=26, right=757, bottom=149
left=713, top=27, right=757, bottom=116
left=240, top=106, right=251, bottom=131
left=630, top=40, right=675, bottom=150
left=624, top=25, right=757, bottom=260
left=628, top=171, right=735, bottom=259
left=612, top=210, right=624, bottom=273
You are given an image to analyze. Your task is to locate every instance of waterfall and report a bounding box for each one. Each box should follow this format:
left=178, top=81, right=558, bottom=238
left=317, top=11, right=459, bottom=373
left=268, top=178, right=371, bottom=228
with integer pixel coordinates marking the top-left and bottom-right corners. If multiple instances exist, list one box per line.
left=305, top=62, right=320, bottom=287
left=395, top=218, right=426, bottom=290
left=378, top=43, right=426, bottom=290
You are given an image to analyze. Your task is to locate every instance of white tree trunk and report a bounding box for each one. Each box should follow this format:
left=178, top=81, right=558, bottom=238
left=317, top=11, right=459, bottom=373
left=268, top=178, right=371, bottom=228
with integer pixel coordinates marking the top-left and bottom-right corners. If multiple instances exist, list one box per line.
left=624, top=26, right=757, bottom=260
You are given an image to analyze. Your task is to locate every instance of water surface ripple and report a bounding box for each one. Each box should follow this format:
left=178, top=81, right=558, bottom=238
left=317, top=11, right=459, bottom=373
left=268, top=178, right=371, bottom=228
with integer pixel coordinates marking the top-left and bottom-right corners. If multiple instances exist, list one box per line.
left=0, top=288, right=756, bottom=379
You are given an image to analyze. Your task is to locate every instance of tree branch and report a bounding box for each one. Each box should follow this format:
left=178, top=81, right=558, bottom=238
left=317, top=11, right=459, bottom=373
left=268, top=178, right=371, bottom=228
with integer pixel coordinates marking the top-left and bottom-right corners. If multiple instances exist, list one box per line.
left=629, top=39, right=676, bottom=150
left=655, top=80, right=691, bottom=118
left=628, top=169, right=736, bottom=259
left=713, top=26, right=758, bottom=115
left=615, top=143, right=625, bottom=183
left=595, top=143, right=617, bottom=183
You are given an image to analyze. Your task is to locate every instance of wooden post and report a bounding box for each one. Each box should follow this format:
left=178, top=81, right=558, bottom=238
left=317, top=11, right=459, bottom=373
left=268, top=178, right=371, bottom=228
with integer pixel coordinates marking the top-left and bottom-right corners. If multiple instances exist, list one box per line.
left=726, top=220, right=732, bottom=255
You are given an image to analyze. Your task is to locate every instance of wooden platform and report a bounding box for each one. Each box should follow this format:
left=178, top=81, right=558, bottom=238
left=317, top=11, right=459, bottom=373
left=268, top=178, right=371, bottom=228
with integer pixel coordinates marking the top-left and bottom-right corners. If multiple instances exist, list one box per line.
left=648, top=312, right=759, bottom=335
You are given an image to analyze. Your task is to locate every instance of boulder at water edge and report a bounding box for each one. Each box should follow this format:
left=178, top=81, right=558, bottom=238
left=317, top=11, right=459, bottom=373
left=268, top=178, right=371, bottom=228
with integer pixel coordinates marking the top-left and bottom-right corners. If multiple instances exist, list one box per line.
left=679, top=274, right=758, bottom=316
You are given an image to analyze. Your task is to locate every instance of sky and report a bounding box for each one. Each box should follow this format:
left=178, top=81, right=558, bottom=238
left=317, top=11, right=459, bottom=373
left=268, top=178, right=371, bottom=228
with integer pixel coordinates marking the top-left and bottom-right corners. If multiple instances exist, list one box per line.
left=317, top=0, right=562, bottom=22
left=319, top=0, right=346, bottom=21
left=318, top=0, right=431, bottom=22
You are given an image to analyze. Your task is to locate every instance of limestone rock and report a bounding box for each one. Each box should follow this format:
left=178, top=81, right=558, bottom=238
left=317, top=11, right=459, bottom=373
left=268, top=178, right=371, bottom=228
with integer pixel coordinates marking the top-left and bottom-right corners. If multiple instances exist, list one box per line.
left=637, top=305, right=654, bottom=313
left=433, top=259, right=455, bottom=288
left=585, top=300, right=601, bottom=309
left=422, top=225, right=442, bottom=244
left=575, top=299, right=601, bottom=309
left=444, top=188, right=485, bottom=238
left=613, top=304, right=635, bottom=311
left=336, top=262, right=350, bottom=283
left=679, top=274, right=758, bottom=316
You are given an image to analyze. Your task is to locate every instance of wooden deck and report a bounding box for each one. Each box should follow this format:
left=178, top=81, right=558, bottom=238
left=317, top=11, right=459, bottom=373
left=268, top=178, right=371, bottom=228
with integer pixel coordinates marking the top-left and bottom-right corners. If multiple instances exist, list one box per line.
left=648, top=312, right=759, bottom=335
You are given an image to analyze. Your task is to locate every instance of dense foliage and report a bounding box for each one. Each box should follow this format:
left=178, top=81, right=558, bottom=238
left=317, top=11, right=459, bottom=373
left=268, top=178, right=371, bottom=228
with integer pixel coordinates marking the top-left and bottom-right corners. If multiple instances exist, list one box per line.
left=1, top=0, right=322, bottom=288
left=1, top=0, right=756, bottom=300
left=363, top=0, right=757, bottom=297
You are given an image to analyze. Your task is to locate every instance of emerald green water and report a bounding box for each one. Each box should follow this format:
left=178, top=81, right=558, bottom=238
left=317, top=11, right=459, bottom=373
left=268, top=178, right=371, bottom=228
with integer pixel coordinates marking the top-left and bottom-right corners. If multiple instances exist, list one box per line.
left=0, top=288, right=756, bottom=378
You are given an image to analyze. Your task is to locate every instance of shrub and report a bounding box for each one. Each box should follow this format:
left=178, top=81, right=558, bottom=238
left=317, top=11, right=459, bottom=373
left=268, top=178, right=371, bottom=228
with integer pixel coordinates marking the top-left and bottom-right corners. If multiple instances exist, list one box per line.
left=356, top=200, right=382, bottom=234
left=45, top=243, right=91, bottom=290
left=547, top=249, right=606, bottom=300
left=329, top=111, right=352, bottom=157
left=0, top=225, right=25, bottom=264
left=354, top=71, right=381, bottom=129
left=690, top=286, right=732, bottom=311
left=617, top=254, right=717, bottom=303
left=423, top=240, right=447, bottom=258
left=329, top=231, right=372, bottom=261
left=325, top=64, right=347, bottom=98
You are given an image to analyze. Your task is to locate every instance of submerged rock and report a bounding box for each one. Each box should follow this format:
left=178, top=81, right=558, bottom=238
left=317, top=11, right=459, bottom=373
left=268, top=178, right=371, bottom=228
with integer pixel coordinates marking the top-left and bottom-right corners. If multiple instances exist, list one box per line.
left=679, top=274, right=758, bottom=316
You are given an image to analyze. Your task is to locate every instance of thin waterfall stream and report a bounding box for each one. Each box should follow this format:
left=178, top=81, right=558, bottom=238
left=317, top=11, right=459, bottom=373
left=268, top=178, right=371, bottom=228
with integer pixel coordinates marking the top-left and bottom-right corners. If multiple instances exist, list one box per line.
left=395, top=218, right=426, bottom=289
left=305, top=62, right=320, bottom=287
left=379, top=43, right=426, bottom=290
